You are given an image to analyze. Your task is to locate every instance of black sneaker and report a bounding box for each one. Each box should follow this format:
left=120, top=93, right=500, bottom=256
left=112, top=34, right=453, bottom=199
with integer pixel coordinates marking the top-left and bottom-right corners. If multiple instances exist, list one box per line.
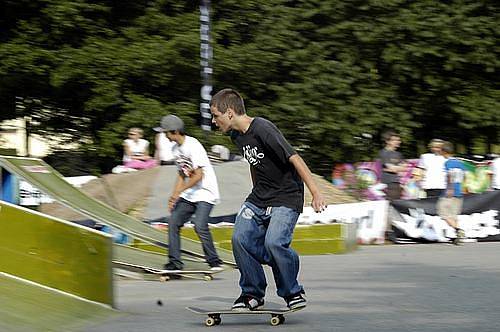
left=164, top=262, right=183, bottom=271
left=231, top=295, right=264, bottom=311
left=285, top=291, right=306, bottom=309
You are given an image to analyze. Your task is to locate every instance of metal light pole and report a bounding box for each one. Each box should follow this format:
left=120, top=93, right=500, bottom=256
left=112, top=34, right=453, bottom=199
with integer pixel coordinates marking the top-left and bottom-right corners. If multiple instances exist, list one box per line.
left=200, top=0, right=213, bottom=133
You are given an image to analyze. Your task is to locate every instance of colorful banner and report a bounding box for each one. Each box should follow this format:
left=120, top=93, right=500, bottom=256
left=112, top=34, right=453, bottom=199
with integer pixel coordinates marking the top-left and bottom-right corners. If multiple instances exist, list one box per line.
left=332, top=158, right=493, bottom=200
left=461, top=159, right=492, bottom=194
left=390, top=190, right=500, bottom=243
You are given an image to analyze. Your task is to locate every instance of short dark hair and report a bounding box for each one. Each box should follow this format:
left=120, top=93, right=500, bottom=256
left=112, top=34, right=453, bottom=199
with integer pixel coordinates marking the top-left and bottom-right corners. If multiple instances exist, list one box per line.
left=441, top=141, right=454, bottom=154
left=210, top=88, right=246, bottom=115
left=382, top=130, right=400, bottom=143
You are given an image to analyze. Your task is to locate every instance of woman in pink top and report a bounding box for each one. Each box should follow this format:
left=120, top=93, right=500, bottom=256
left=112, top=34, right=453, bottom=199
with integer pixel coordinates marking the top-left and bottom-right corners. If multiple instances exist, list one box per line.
left=122, top=127, right=157, bottom=169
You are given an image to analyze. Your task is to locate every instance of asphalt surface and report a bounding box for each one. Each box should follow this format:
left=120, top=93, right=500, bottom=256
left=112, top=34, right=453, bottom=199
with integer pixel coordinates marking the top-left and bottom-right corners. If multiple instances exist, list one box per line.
left=85, top=242, right=500, bottom=332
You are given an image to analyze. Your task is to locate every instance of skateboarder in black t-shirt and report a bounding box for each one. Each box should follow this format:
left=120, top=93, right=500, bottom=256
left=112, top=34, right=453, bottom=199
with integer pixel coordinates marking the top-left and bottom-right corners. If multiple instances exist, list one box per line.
left=210, top=88, right=326, bottom=311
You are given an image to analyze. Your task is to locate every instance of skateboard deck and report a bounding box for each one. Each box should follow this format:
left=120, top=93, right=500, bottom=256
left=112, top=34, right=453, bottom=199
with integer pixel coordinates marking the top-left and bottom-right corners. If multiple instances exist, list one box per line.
left=186, top=305, right=305, bottom=326
left=112, top=259, right=224, bottom=281
left=144, top=268, right=221, bottom=281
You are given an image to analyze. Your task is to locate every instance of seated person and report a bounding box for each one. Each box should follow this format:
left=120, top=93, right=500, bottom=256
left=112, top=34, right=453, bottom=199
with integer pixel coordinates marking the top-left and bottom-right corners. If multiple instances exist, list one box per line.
left=153, top=130, right=176, bottom=165
left=123, top=127, right=157, bottom=170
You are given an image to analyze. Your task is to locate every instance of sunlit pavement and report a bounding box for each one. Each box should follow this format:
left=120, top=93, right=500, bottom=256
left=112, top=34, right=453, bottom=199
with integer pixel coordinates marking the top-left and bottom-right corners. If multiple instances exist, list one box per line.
left=85, top=242, right=500, bottom=332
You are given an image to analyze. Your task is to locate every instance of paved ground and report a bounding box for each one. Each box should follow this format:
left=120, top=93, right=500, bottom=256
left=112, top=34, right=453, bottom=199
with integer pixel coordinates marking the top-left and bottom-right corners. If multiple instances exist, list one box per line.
left=84, top=242, right=500, bottom=332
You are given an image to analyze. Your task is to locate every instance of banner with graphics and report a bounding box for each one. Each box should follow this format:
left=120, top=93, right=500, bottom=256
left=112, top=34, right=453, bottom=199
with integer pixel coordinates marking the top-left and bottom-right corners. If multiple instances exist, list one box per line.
left=461, top=159, right=492, bottom=193
left=390, top=191, right=500, bottom=243
left=19, top=179, right=54, bottom=206
left=298, top=200, right=389, bottom=244
left=332, top=158, right=494, bottom=201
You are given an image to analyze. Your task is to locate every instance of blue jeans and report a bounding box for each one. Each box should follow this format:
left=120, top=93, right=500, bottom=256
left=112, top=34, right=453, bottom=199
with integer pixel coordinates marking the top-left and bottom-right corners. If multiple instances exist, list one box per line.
left=168, top=198, right=221, bottom=266
left=232, top=201, right=303, bottom=299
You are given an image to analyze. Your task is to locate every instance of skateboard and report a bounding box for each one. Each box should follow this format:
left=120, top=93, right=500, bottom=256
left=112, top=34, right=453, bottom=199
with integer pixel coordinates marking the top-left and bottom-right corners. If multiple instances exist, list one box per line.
left=144, top=268, right=221, bottom=281
left=186, top=306, right=304, bottom=326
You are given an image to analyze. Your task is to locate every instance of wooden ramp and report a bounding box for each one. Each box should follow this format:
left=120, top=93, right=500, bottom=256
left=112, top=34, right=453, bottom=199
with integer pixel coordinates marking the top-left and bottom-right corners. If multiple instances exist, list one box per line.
left=0, top=155, right=235, bottom=265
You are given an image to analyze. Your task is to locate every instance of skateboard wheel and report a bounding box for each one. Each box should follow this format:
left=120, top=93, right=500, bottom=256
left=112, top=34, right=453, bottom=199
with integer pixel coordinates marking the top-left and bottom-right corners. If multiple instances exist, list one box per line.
left=270, top=316, right=281, bottom=326
left=203, top=275, right=213, bottom=281
left=159, top=276, right=170, bottom=282
left=205, top=317, right=216, bottom=327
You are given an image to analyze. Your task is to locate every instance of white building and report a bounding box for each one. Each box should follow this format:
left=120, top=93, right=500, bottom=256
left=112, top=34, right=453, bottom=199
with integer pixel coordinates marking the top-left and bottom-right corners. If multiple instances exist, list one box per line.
left=0, top=118, right=51, bottom=157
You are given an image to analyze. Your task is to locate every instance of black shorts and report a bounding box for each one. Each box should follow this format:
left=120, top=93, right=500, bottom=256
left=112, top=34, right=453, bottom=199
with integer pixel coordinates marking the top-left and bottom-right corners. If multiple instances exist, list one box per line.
left=425, top=189, right=444, bottom=198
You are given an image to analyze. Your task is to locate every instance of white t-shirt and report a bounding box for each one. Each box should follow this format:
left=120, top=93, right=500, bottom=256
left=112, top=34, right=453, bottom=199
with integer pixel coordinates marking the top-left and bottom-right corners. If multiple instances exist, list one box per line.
left=173, top=136, right=220, bottom=204
left=418, top=153, right=446, bottom=189
left=156, top=133, right=175, bottom=162
left=492, top=157, right=500, bottom=189
left=123, top=138, right=149, bottom=162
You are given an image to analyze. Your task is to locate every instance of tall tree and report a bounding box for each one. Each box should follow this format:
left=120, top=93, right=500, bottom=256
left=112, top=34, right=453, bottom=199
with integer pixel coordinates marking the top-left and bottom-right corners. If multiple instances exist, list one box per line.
left=0, top=0, right=498, bottom=174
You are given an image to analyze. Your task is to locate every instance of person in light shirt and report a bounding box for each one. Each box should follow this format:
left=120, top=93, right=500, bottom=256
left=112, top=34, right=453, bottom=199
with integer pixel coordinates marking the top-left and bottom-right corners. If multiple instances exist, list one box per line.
left=436, top=141, right=466, bottom=245
left=153, top=130, right=176, bottom=165
left=154, top=115, right=223, bottom=271
left=418, top=139, right=446, bottom=198
left=122, top=127, right=157, bottom=170
left=491, top=155, right=500, bottom=190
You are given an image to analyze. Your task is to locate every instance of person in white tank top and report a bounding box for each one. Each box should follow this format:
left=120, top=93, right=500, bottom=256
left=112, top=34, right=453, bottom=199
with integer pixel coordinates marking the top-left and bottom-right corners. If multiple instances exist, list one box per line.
left=122, top=127, right=157, bottom=170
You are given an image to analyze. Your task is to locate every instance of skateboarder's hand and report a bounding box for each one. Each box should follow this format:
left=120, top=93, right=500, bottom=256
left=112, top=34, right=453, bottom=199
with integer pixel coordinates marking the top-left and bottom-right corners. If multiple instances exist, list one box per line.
left=311, top=193, right=326, bottom=213
left=168, top=194, right=179, bottom=212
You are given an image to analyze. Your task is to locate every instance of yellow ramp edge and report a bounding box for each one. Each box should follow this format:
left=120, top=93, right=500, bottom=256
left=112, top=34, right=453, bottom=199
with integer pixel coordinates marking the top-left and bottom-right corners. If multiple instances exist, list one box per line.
left=0, top=200, right=113, bottom=306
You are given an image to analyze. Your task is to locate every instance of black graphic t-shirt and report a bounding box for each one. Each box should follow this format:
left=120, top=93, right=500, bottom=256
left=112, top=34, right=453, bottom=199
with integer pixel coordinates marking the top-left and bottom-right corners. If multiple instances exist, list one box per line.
left=231, top=117, right=304, bottom=212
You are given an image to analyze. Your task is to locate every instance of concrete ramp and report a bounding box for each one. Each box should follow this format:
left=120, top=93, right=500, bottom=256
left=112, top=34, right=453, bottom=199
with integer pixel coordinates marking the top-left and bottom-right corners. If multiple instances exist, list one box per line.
left=145, top=160, right=253, bottom=221
left=0, top=156, right=235, bottom=265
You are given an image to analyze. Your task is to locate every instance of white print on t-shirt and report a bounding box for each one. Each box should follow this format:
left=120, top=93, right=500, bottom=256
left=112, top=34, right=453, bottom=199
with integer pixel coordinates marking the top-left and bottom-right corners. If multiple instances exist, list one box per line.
left=242, top=145, right=264, bottom=166
left=176, top=154, right=194, bottom=177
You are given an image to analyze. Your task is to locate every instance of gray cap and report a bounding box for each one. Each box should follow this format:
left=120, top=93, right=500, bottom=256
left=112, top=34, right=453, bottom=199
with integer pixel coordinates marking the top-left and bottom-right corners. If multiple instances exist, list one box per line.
left=154, top=115, right=185, bottom=132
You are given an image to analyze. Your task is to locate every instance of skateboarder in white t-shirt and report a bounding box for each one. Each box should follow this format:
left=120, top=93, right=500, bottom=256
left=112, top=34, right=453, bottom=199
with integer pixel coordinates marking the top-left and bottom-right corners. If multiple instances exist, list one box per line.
left=154, top=115, right=223, bottom=271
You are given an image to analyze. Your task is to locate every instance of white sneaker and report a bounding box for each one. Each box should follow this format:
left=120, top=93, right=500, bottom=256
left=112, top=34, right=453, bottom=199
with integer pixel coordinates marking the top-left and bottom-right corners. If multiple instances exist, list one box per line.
left=209, top=265, right=224, bottom=272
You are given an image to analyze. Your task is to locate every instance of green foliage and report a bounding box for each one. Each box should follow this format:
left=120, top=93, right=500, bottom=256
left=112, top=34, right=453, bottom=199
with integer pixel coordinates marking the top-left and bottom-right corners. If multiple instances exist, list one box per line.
left=210, top=0, right=499, bottom=171
left=0, top=0, right=498, bottom=174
